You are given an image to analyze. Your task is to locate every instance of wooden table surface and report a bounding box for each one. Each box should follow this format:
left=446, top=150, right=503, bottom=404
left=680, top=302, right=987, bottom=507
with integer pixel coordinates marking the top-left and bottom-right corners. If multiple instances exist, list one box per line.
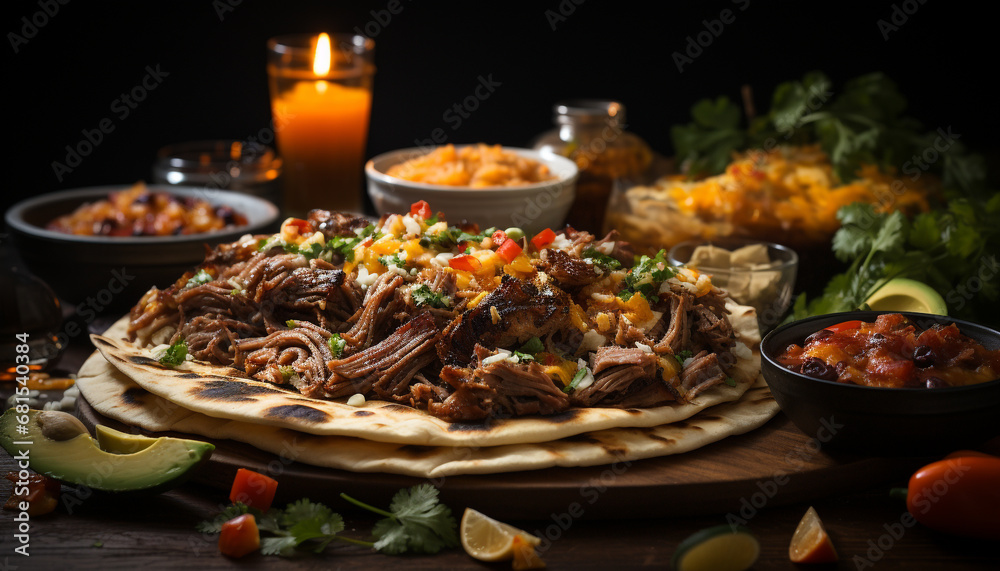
left=3, top=317, right=1000, bottom=570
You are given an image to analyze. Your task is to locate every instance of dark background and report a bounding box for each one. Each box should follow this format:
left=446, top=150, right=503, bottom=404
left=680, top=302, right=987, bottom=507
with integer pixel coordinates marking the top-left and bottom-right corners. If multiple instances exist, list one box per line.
left=3, top=0, right=995, bottom=219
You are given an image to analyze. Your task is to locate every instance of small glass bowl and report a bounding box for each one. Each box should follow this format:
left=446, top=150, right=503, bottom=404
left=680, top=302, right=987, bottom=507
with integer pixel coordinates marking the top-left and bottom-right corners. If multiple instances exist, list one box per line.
left=669, top=237, right=798, bottom=332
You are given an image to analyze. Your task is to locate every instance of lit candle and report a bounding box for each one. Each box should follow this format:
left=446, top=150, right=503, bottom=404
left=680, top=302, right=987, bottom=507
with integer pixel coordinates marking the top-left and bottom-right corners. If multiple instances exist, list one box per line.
left=267, top=33, right=375, bottom=217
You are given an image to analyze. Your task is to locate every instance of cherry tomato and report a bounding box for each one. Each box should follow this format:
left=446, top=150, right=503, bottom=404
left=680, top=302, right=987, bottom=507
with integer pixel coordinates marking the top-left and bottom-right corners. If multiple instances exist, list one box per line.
left=229, top=468, right=278, bottom=512
left=491, top=229, right=508, bottom=246
left=530, top=228, right=556, bottom=250
left=449, top=254, right=483, bottom=272
left=219, top=513, right=260, bottom=558
left=409, top=200, right=432, bottom=219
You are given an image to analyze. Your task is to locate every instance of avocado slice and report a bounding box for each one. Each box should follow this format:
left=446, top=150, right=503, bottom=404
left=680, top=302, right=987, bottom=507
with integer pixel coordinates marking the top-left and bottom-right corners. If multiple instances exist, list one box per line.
left=865, top=277, right=948, bottom=315
left=0, top=409, right=214, bottom=493
left=95, top=424, right=160, bottom=454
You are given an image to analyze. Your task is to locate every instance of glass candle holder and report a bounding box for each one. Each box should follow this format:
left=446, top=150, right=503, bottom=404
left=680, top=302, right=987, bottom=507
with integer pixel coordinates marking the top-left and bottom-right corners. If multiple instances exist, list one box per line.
left=267, top=33, right=375, bottom=218
left=152, top=139, right=283, bottom=206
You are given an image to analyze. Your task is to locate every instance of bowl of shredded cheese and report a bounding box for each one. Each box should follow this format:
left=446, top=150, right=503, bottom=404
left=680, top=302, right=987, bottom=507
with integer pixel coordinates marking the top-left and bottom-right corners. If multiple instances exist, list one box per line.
left=366, top=144, right=578, bottom=235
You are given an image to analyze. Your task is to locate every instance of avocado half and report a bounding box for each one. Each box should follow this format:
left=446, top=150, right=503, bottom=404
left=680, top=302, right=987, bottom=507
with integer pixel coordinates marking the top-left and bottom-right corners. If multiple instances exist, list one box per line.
left=865, top=278, right=948, bottom=315
left=0, top=409, right=214, bottom=493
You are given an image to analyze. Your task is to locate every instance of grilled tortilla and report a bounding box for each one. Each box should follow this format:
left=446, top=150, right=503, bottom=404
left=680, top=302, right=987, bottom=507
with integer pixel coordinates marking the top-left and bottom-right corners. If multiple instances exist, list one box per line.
left=76, top=332, right=777, bottom=477
left=85, top=299, right=762, bottom=448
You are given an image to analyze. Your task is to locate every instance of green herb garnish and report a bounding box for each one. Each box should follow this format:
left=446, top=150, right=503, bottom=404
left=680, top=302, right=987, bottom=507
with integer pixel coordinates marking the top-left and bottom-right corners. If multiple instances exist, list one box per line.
left=790, top=197, right=1000, bottom=324
left=328, top=334, right=346, bottom=359
left=671, top=71, right=988, bottom=200
left=158, top=339, right=187, bottom=367
left=410, top=284, right=450, bottom=309
left=582, top=247, right=622, bottom=271
left=517, top=336, right=545, bottom=356
left=197, top=484, right=457, bottom=557
left=562, top=367, right=588, bottom=393
left=674, top=350, right=693, bottom=365
left=184, top=268, right=213, bottom=288
left=618, top=250, right=674, bottom=303
left=340, top=484, right=459, bottom=555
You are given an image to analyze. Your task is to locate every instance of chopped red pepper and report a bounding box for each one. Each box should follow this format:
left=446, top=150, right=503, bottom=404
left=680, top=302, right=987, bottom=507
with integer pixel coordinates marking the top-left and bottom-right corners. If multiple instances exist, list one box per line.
left=449, top=254, right=482, bottom=272
left=229, top=468, right=278, bottom=512
left=491, top=229, right=508, bottom=246
left=219, top=513, right=261, bottom=558
left=824, top=320, right=864, bottom=334
left=409, top=200, right=432, bottom=219
left=496, top=238, right=523, bottom=263
left=3, top=472, right=60, bottom=516
left=530, top=228, right=556, bottom=250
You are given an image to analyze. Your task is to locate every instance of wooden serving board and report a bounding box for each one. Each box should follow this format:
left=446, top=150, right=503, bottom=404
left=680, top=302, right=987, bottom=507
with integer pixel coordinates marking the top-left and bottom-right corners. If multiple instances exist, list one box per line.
left=76, top=395, right=926, bottom=521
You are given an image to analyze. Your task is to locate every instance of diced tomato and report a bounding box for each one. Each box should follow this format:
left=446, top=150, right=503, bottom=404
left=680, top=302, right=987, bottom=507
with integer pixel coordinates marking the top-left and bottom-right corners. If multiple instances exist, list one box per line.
left=449, top=254, right=482, bottom=272
left=3, top=472, right=60, bottom=516
left=824, top=320, right=864, bottom=334
left=229, top=468, right=278, bottom=512
left=530, top=228, right=556, bottom=250
left=496, top=239, right=523, bottom=263
left=409, top=200, right=432, bottom=219
left=219, top=513, right=260, bottom=558
left=491, top=229, right=508, bottom=246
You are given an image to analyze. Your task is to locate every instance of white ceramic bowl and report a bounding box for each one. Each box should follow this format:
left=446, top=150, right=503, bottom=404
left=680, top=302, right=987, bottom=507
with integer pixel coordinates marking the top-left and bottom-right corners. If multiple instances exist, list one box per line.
left=365, top=146, right=578, bottom=236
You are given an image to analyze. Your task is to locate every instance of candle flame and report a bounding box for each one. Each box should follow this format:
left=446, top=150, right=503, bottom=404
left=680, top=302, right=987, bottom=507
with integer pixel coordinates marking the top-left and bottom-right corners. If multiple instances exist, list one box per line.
left=313, top=33, right=332, bottom=76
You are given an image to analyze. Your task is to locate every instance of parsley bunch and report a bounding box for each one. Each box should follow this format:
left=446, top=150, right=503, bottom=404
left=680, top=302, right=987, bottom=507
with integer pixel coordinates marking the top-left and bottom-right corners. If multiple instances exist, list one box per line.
left=197, top=484, right=458, bottom=557
left=671, top=71, right=987, bottom=199
left=790, top=197, right=1000, bottom=325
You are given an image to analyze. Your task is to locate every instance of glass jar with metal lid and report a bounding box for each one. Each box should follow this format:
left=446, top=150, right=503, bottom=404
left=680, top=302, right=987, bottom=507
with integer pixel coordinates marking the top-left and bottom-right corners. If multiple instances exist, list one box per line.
left=152, top=140, right=283, bottom=206
left=532, top=100, right=653, bottom=235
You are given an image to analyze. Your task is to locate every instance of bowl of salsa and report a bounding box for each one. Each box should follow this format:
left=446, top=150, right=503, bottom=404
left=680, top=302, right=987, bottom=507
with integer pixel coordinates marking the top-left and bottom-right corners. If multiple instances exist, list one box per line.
left=761, top=311, right=1000, bottom=454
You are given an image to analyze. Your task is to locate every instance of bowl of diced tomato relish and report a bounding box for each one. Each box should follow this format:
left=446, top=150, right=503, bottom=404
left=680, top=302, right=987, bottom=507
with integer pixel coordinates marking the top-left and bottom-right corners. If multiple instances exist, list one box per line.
left=761, top=311, right=1000, bottom=454
left=365, top=144, right=578, bottom=237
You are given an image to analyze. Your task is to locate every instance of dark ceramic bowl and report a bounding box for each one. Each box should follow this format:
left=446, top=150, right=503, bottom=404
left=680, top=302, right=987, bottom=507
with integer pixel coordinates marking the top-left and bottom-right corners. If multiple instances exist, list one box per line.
left=761, top=311, right=1000, bottom=455
left=4, top=185, right=280, bottom=311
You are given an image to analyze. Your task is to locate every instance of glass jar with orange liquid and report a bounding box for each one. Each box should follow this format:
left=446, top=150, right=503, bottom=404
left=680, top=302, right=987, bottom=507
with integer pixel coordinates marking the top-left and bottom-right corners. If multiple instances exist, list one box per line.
left=532, top=100, right=653, bottom=235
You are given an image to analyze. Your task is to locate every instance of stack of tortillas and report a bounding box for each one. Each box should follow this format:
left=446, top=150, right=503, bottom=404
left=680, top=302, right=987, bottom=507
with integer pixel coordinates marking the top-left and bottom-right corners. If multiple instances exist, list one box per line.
left=74, top=301, right=779, bottom=478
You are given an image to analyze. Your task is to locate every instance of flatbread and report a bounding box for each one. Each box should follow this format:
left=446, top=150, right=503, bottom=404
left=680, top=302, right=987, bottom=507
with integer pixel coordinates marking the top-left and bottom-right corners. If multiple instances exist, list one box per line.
left=75, top=349, right=778, bottom=477
left=87, top=301, right=763, bottom=447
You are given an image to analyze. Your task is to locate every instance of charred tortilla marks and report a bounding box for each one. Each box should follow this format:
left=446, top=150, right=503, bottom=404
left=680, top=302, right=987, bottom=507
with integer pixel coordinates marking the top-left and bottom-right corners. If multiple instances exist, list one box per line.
left=539, top=410, right=579, bottom=424
left=265, top=404, right=330, bottom=424
left=192, top=379, right=284, bottom=402
left=446, top=421, right=493, bottom=432
left=177, top=372, right=204, bottom=379
left=352, top=410, right=374, bottom=417
left=121, top=386, right=149, bottom=405
left=398, top=444, right=439, bottom=458
left=127, top=355, right=158, bottom=367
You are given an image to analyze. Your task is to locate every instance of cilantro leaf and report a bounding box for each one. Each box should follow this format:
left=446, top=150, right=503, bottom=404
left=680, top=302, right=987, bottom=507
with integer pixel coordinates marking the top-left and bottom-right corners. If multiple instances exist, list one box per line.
left=410, top=284, right=450, bottom=309
left=328, top=334, right=346, bottom=359
left=582, top=247, right=622, bottom=271
left=158, top=339, right=188, bottom=367
left=196, top=502, right=260, bottom=534
left=184, top=268, right=214, bottom=288
left=341, top=484, right=458, bottom=555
